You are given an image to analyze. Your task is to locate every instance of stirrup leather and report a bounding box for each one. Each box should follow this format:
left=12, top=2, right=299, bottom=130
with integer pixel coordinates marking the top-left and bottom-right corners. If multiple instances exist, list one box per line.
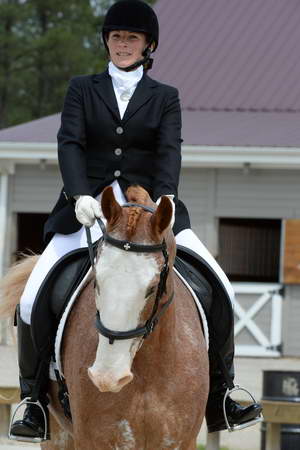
left=223, top=385, right=263, bottom=432
left=8, top=397, right=49, bottom=443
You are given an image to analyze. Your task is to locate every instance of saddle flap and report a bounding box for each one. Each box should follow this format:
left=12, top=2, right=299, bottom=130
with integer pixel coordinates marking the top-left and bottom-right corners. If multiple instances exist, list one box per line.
left=30, top=247, right=92, bottom=357
left=175, top=245, right=234, bottom=347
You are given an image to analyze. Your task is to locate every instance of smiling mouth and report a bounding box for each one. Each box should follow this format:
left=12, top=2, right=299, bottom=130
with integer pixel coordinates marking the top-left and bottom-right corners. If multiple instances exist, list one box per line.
left=117, top=52, right=132, bottom=56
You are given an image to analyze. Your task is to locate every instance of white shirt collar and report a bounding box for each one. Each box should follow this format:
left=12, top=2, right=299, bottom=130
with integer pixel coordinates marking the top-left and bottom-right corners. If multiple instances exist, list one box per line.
left=108, top=61, right=143, bottom=92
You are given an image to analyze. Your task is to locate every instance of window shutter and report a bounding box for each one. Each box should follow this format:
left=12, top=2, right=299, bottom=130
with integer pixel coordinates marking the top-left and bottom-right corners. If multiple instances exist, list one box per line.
left=283, top=219, right=300, bottom=284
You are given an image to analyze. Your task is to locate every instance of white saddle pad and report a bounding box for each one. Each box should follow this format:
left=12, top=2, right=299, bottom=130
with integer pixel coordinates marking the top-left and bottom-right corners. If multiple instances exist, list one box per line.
left=50, top=267, right=92, bottom=381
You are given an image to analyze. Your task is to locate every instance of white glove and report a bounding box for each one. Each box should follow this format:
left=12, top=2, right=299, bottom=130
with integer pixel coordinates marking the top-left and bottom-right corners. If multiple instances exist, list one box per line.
left=75, top=195, right=102, bottom=227
left=156, top=194, right=175, bottom=228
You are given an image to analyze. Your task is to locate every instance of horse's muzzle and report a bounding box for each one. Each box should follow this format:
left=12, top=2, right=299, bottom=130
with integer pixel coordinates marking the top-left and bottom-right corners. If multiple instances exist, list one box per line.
left=87, top=367, right=133, bottom=393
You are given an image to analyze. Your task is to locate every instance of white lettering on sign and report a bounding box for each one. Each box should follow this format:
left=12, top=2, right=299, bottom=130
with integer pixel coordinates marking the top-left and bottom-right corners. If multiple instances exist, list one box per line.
left=282, top=377, right=300, bottom=397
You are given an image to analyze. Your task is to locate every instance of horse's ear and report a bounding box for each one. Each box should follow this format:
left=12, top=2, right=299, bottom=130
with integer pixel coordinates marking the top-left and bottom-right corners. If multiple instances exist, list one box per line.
left=151, top=196, right=173, bottom=236
left=101, top=187, right=122, bottom=225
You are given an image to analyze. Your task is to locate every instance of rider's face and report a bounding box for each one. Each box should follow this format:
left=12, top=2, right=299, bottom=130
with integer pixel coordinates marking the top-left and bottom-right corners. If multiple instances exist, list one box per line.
left=107, top=30, right=147, bottom=69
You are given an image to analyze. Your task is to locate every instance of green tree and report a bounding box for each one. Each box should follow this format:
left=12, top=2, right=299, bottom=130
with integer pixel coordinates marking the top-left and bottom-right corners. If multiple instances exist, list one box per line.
left=0, top=0, right=156, bottom=129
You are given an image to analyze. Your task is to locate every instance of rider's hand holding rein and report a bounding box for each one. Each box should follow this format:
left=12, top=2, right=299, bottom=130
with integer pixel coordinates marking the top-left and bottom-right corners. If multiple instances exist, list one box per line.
left=75, top=195, right=102, bottom=227
left=74, top=194, right=176, bottom=229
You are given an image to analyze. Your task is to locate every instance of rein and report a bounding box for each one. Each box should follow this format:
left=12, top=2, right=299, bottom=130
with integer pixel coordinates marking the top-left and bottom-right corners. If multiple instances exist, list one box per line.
left=85, top=202, right=174, bottom=345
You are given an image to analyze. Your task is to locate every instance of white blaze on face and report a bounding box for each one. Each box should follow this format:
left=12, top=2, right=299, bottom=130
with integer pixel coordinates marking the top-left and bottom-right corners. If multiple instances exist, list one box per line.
left=88, top=243, right=159, bottom=392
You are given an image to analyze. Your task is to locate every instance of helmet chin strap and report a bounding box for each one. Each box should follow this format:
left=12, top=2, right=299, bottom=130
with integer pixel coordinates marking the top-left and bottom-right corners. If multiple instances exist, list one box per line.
left=116, top=47, right=153, bottom=72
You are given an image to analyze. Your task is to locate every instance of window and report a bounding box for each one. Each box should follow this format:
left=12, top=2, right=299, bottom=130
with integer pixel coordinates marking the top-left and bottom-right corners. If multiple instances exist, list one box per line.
left=218, top=218, right=281, bottom=282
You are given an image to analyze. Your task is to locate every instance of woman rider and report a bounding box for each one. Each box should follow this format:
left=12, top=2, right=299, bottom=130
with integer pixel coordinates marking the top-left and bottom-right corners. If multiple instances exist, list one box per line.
left=10, top=0, right=262, bottom=442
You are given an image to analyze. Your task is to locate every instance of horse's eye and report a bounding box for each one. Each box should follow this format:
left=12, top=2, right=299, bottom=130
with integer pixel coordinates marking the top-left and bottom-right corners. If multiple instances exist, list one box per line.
left=145, top=286, right=155, bottom=298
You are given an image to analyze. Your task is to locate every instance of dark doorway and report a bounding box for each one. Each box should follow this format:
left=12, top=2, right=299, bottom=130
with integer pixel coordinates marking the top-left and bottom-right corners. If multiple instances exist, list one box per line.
left=17, top=213, right=48, bottom=258
left=218, top=218, right=282, bottom=282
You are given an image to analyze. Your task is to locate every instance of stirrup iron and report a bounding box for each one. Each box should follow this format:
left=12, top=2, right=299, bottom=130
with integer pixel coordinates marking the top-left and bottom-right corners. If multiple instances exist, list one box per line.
left=8, top=397, right=49, bottom=443
left=223, top=385, right=263, bottom=432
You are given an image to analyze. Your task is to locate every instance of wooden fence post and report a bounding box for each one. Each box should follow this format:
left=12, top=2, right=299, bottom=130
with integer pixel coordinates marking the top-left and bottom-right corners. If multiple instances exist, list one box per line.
left=206, top=431, right=220, bottom=450
left=0, top=403, right=10, bottom=436
left=266, top=423, right=280, bottom=450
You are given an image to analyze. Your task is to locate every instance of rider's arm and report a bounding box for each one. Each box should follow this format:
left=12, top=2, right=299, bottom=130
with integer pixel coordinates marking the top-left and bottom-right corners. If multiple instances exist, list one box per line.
left=152, top=86, right=182, bottom=202
left=57, top=77, right=92, bottom=200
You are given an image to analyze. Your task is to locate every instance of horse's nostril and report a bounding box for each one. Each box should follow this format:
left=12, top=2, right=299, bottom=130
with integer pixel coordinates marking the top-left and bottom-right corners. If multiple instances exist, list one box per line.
left=118, top=373, right=133, bottom=388
left=87, top=367, right=96, bottom=382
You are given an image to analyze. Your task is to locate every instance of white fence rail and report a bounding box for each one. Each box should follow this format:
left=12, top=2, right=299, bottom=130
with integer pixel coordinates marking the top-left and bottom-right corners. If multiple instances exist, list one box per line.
left=233, top=283, right=283, bottom=357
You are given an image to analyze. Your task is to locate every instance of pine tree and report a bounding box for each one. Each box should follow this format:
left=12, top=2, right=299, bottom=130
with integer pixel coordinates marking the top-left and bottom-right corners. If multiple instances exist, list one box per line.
left=0, top=0, right=156, bottom=129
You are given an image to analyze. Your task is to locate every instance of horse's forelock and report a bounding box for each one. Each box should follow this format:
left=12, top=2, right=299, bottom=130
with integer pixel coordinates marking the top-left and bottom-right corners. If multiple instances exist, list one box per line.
left=125, top=186, right=152, bottom=239
left=126, top=207, right=142, bottom=239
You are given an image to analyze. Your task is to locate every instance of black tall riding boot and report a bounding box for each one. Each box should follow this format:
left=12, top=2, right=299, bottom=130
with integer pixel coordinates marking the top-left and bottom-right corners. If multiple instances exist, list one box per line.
left=174, top=246, right=262, bottom=432
left=205, top=324, right=262, bottom=433
left=9, top=306, right=50, bottom=443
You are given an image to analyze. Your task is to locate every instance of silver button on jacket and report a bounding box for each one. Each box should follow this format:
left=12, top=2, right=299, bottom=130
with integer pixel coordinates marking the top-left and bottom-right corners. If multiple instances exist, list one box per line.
left=114, top=148, right=122, bottom=156
left=116, top=126, right=123, bottom=135
left=114, top=170, right=121, bottom=177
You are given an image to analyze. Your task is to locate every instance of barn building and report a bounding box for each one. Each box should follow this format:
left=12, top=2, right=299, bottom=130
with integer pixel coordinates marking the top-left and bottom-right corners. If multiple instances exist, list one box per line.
left=1, top=1, right=300, bottom=448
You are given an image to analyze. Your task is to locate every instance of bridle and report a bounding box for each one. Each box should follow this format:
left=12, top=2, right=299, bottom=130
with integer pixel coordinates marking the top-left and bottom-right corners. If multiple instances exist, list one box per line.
left=85, top=202, right=174, bottom=345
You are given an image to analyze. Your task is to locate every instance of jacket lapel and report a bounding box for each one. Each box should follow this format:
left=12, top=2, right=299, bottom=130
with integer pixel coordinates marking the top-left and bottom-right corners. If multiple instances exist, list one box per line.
left=92, top=70, right=121, bottom=121
left=92, top=70, right=157, bottom=124
left=121, top=74, right=157, bottom=124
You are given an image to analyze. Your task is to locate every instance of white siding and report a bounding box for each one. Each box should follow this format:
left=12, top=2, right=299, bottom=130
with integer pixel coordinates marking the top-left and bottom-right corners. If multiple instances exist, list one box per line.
left=213, top=169, right=300, bottom=356
left=180, top=167, right=300, bottom=357
left=180, top=168, right=300, bottom=250
left=179, top=168, right=218, bottom=255
left=5, top=164, right=300, bottom=357
left=11, top=165, right=62, bottom=213
left=215, top=169, right=300, bottom=218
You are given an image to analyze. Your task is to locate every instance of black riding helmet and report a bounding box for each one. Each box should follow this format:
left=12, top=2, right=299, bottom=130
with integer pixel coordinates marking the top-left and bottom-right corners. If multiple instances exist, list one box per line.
left=102, top=0, right=159, bottom=71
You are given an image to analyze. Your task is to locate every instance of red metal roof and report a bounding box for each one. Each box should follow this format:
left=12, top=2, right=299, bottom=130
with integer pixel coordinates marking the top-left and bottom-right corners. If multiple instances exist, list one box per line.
left=1, top=110, right=300, bottom=147
left=181, top=111, right=300, bottom=146
left=1, top=0, right=300, bottom=147
left=152, top=0, right=300, bottom=112
left=0, top=114, right=60, bottom=143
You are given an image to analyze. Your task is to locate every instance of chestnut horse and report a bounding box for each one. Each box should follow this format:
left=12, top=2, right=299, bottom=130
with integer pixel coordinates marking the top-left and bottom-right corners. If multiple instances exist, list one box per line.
left=0, top=186, right=209, bottom=450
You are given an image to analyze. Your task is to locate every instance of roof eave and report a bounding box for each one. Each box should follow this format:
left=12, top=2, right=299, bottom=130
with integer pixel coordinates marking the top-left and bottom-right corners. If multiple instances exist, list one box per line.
left=0, top=142, right=57, bottom=164
left=0, top=142, right=300, bottom=169
left=182, top=145, right=300, bottom=169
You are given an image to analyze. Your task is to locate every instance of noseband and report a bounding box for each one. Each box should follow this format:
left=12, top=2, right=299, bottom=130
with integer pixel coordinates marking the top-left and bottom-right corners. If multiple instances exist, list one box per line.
left=85, top=202, right=174, bottom=345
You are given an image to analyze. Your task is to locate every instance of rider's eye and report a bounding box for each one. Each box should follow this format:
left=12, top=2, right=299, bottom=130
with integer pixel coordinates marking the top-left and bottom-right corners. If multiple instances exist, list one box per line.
left=145, top=286, right=155, bottom=298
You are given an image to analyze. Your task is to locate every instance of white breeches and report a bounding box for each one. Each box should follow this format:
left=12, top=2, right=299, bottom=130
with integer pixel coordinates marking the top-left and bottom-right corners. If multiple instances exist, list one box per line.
left=20, top=181, right=125, bottom=324
left=20, top=182, right=234, bottom=324
left=175, top=229, right=235, bottom=302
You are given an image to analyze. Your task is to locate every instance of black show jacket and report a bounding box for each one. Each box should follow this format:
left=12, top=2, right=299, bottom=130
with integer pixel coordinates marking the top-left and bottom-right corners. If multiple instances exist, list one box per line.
left=44, top=70, right=190, bottom=244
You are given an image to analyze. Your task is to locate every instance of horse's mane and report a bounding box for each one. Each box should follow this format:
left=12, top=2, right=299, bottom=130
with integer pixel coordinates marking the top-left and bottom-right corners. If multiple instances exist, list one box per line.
left=125, top=186, right=151, bottom=240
